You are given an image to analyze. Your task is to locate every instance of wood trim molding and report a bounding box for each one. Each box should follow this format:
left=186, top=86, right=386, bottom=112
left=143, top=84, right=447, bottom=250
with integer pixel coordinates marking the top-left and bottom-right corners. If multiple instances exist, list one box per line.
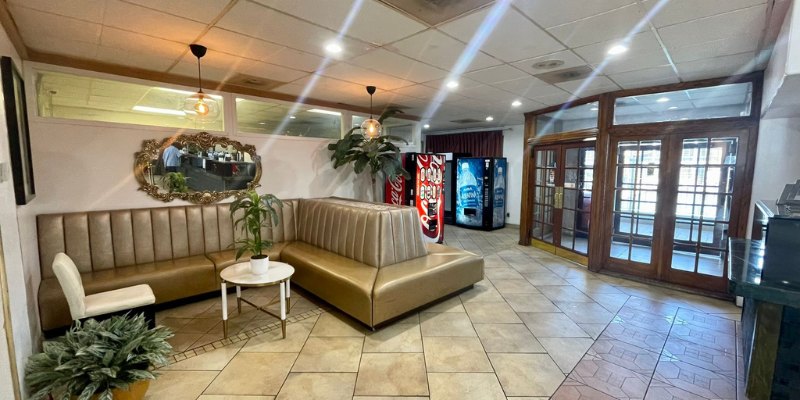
left=0, top=0, right=28, bottom=59
left=527, top=128, right=598, bottom=146
left=27, top=50, right=421, bottom=121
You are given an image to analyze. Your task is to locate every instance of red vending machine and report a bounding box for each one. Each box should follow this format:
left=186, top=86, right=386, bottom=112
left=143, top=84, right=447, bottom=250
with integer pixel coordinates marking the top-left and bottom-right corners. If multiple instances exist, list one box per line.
left=385, top=153, right=445, bottom=243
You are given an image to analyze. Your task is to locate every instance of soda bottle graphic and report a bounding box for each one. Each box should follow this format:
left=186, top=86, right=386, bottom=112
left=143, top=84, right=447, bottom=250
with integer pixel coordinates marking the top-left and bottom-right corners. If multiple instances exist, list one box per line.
left=493, top=165, right=506, bottom=226
left=458, top=162, right=479, bottom=224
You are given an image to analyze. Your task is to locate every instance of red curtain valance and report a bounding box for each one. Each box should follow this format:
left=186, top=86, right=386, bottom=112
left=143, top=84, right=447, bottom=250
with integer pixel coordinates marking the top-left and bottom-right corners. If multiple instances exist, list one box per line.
left=424, top=130, right=503, bottom=157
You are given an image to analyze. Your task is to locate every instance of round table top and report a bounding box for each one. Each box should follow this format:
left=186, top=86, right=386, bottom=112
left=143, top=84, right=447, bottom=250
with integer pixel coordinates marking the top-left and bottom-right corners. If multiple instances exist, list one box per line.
left=220, top=261, right=294, bottom=286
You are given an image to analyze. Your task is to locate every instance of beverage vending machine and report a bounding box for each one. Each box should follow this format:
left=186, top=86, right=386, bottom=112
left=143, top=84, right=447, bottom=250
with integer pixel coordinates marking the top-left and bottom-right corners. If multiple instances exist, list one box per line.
left=385, top=153, right=445, bottom=243
left=455, top=157, right=507, bottom=230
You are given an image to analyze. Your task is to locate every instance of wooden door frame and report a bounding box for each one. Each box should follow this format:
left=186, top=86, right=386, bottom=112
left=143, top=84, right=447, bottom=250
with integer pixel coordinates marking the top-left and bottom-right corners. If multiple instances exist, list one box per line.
left=530, top=144, right=563, bottom=247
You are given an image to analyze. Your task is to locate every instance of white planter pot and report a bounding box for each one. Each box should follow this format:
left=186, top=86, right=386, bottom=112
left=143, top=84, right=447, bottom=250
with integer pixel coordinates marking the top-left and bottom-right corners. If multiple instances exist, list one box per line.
left=250, top=255, right=270, bottom=275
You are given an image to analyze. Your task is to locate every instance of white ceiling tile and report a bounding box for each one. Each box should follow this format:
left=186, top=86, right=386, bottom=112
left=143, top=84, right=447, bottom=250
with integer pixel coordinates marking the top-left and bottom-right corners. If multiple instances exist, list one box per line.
left=572, top=30, right=661, bottom=64
left=608, top=66, right=679, bottom=88
left=513, top=0, right=636, bottom=28
left=511, top=50, right=588, bottom=75
left=389, top=29, right=501, bottom=71
left=122, top=0, right=230, bottom=23
left=458, top=84, right=518, bottom=102
left=172, top=52, right=309, bottom=84
left=103, top=0, right=208, bottom=44
left=668, top=34, right=761, bottom=64
left=547, top=4, right=648, bottom=47
left=492, top=76, right=565, bottom=99
left=268, top=48, right=326, bottom=73
left=8, top=0, right=106, bottom=23
left=530, top=92, right=578, bottom=106
left=391, top=84, right=442, bottom=99
left=95, top=46, right=177, bottom=71
left=423, top=76, right=483, bottom=91
left=100, top=27, right=187, bottom=64
left=594, top=51, right=670, bottom=75
left=256, top=0, right=427, bottom=46
left=315, top=62, right=416, bottom=90
left=675, top=52, right=759, bottom=81
left=438, top=8, right=564, bottom=62
left=350, top=48, right=448, bottom=83
left=657, top=5, right=768, bottom=49
left=24, top=34, right=98, bottom=60
left=645, top=0, right=767, bottom=28
left=463, top=65, right=529, bottom=85
left=217, top=1, right=374, bottom=57
left=199, top=28, right=284, bottom=60
left=556, top=75, right=620, bottom=96
left=9, top=5, right=102, bottom=45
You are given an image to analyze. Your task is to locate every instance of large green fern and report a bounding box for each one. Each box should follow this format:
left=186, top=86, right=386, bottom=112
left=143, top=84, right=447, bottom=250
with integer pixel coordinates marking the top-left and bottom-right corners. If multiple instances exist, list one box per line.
left=25, top=314, right=173, bottom=400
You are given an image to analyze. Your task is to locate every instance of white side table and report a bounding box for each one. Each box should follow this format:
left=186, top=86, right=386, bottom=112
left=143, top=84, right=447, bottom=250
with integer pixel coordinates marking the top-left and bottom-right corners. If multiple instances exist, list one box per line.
left=219, top=261, right=295, bottom=338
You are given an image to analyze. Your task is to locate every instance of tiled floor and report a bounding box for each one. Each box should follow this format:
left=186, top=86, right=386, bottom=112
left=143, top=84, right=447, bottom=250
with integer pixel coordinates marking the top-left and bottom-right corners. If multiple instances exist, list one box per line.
left=148, top=225, right=744, bottom=400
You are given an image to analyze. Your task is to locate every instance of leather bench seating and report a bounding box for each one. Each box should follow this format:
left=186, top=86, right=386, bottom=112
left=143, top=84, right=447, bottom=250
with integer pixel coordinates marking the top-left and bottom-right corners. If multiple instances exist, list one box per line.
left=37, top=197, right=483, bottom=331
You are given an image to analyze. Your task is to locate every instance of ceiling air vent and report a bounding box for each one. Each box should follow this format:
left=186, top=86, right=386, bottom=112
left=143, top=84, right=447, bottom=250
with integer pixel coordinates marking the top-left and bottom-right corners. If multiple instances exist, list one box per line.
left=450, top=118, right=482, bottom=124
left=378, top=0, right=493, bottom=26
left=227, top=73, right=285, bottom=91
left=534, top=65, right=593, bottom=84
left=531, top=59, right=565, bottom=70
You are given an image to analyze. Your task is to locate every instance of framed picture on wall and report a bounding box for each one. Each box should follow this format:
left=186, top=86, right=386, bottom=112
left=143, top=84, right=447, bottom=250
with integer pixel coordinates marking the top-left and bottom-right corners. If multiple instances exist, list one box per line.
left=1, top=56, right=35, bottom=205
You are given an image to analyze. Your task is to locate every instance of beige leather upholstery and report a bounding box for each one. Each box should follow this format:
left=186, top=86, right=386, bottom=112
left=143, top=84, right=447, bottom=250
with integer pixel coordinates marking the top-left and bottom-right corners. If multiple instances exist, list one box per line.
left=37, top=197, right=482, bottom=331
left=51, top=253, right=155, bottom=321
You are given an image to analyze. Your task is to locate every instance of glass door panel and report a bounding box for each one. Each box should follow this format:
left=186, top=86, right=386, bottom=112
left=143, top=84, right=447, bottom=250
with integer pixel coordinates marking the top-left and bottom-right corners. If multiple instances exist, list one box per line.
left=561, top=146, right=594, bottom=255
left=532, top=148, right=558, bottom=243
left=610, top=140, right=661, bottom=264
left=670, top=137, right=738, bottom=277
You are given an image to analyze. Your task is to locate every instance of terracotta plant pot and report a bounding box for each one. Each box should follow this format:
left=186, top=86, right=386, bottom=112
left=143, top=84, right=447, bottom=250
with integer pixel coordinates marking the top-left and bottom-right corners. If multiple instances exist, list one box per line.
left=67, top=380, right=150, bottom=400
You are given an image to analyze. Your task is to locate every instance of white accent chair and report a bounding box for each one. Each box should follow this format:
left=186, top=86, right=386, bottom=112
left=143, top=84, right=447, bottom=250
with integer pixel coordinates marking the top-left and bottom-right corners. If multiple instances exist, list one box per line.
left=52, top=253, right=156, bottom=322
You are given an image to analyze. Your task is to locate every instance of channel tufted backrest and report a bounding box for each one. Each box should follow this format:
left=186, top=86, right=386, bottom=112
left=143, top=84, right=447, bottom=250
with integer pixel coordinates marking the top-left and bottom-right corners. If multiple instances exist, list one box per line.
left=296, top=198, right=428, bottom=268
left=37, top=200, right=299, bottom=279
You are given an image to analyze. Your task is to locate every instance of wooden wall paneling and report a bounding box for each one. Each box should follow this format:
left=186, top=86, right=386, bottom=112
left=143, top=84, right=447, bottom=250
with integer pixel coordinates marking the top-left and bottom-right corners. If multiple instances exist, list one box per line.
left=588, top=93, right=613, bottom=272
left=519, top=114, right=535, bottom=245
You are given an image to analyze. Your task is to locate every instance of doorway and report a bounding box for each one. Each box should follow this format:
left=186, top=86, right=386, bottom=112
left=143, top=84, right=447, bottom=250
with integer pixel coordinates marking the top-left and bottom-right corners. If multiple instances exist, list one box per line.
left=531, top=142, right=595, bottom=263
left=603, top=129, right=751, bottom=292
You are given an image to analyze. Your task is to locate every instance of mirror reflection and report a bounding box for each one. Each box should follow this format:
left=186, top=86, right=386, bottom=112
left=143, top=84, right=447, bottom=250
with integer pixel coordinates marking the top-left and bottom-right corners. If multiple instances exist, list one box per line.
left=135, top=132, right=261, bottom=204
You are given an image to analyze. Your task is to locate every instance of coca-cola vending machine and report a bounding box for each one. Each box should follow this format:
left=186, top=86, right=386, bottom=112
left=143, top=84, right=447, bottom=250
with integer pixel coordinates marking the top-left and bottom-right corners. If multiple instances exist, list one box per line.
left=385, top=153, right=445, bottom=243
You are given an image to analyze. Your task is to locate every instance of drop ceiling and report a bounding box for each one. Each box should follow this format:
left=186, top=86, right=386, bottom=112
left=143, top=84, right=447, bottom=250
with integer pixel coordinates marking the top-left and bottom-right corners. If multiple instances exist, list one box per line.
left=6, top=0, right=776, bottom=130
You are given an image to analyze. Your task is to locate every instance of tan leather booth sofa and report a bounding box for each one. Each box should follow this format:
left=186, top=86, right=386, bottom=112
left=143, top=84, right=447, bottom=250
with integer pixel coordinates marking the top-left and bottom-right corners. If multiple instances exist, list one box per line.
left=37, top=197, right=483, bottom=331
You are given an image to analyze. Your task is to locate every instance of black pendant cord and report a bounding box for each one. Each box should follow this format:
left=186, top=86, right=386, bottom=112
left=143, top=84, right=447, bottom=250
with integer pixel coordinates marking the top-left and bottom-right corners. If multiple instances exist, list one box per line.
left=196, top=57, right=204, bottom=94
left=369, top=94, right=373, bottom=119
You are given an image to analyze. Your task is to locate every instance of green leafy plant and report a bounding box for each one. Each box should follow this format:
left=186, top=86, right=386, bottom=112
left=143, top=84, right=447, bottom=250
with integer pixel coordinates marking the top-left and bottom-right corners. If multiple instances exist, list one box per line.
left=25, top=314, right=173, bottom=400
left=229, top=190, right=283, bottom=260
left=327, top=107, right=411, bottom=199
left=163, top=172, right=189, bottom=193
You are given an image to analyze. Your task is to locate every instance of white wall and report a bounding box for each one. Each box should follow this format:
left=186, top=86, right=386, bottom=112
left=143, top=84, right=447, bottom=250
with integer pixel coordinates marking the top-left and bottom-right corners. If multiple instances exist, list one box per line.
left=748, top=117, right=800, bottom=236
left=502, top=125, right=524, bottom=225
left=0, top=24, right=30, bottom=398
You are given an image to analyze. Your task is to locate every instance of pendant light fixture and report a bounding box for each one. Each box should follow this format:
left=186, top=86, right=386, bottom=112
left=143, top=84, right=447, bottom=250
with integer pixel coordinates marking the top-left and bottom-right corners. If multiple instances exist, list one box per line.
left=183, top=44, right=220, bottom=121
left=361, top=85, right=382, bottom=139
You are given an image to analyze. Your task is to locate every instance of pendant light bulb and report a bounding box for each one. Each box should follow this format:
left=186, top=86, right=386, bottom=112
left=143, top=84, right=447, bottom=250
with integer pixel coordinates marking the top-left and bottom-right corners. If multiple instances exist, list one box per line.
left=361, top=85, right=381, bottom=139
left=183, top=44, right=220, bottom=121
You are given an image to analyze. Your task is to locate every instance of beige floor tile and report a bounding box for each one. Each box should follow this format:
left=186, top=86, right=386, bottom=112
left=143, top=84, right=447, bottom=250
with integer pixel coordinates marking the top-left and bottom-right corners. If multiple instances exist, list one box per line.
left=158, top=317, right=193, bottom=332
left=204, top=353, right=296, bottom=396
left=489, top=353, right=566, bottom=397
left=393, top=312, right=420, bottom=325
left=420, top=312, right=476, bottom=337
left=522, top=272, right=571, bottom=286
left=506, top=398, right=550, bottom=400
left=423, top=336, right=492, bottom=372
left=491, top=279, right=540, bottom=294
left=310, top=312, right=366, bottom=337
left=474, top=323, right=545, bottom=353
left=485, top=267, right=526, bottom=281
left=538, top=337, right=594, bottom=373
left=291, top=337, right=363, bottom=372
left=276, top=372, right=356, bottom=400
left=353, top=397, right=429, bottom=400
left=538, top=286, right=595, bottom=303
left=146, top=370, right=219, bottom=400
left=168, top=333, right=204, bottom=353
left=198, top=396, right=274, bottom=400
left=518, top=312, right=590, bottom=338
left=576, top=323, right=608, bottom=339
left=178, top=318, right=223, bottom=334
left=464, top=301, right=523, bottom=323
left=503, top=293, right=560, bottom=313
left=354, top=353, right=429, bottom=396
left=427, top=372, right=506, bottom=400
left=162, top=341, right=245, bottom=371
left=241, top=322, right=314, bottom=353
left=159, top=299, right=216, bottom=319
left=363, top=323, right=422, bottom=353
left=423, top=295, right=466, bottom=313
left=554, top=301, right=615, bottom=324
left=459, top=282, right=507, bottom=303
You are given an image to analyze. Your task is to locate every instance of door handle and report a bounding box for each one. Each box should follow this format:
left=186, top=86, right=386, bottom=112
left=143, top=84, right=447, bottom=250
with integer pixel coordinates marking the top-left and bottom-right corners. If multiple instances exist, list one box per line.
left=554, top=187, right=564, bottom=209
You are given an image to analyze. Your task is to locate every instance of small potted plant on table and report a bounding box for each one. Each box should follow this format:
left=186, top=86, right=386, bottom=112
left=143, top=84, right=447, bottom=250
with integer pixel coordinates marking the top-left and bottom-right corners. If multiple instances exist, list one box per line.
left=25, top=314, right=173, bottom=400
left=229, top=190, right=283, bottom=275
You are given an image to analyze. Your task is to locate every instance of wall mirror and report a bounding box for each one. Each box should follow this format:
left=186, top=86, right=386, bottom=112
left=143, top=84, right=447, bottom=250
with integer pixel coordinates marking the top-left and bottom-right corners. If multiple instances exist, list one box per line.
left=134, top=132, right=261, bottom=204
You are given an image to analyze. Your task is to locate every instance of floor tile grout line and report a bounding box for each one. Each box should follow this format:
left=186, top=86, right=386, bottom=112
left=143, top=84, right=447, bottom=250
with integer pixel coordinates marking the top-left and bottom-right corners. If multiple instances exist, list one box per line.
left=273, top=306, right=324, bottom=397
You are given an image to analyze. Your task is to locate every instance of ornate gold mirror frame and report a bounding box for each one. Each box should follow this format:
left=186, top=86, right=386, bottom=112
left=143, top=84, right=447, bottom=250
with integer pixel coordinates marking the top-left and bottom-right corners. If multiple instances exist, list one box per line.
left=134, top=132, right=262, bottom=204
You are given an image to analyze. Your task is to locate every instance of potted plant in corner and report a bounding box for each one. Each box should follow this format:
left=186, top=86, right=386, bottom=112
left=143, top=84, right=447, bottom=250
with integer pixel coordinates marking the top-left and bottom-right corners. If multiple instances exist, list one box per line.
left=25, top=313, right=172, bottom=400
left=229, top=190, right=283, bottom=275
left=327, top=106, right=411, bottom=201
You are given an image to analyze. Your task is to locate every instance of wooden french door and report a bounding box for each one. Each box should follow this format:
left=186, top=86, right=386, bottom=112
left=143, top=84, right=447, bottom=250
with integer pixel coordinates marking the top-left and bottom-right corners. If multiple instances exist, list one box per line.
left=603, top=129, right=751, bottom=292
left=531, top=142, right=595, bottom=261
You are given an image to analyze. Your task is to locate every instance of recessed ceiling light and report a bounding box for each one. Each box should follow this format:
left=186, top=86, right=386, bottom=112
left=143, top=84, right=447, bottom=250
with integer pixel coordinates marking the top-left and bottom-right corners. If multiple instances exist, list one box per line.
left=324, top=42, right=343, bottom=54
left=446, top=80, right=459, bottom=90
left=485, top=116, right=494, bottom=121
left=668, top=106, right=678, bottom=110
left=657, top=97, right=670, bottom=103
left=590, top=107, right=599, bottom=111
left=511, top=100, right=522, bottom=107
left=289, top=115, right=296, bottom=119
left=423, top=124, right=430, bottom=129
left=308, top=108, right=341, bottom=116
left=607, top=44, right=628, bottom=55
